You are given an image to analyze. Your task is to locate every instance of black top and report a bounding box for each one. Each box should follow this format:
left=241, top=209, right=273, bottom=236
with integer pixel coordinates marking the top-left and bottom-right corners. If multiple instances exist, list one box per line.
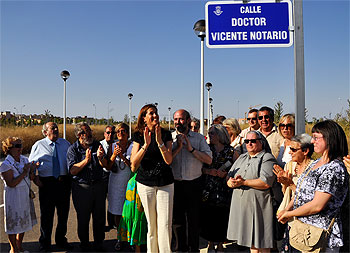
left=133, top=128, right=174, bottom=187
left=67, top=140, right=106, bottom=184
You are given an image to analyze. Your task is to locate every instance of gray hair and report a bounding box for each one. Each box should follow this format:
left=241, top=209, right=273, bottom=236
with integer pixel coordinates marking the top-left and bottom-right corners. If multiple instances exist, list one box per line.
left=42, top=122, right=57, bottom=137
left=223, top=118, right=242, bottom=136
left=74, top=122, right=90, bottom=138
left=210, top=124, right=231, bottom=146
left=247, top=130, right=272, bottom=154
left=291, top=133, right=314, bottom=158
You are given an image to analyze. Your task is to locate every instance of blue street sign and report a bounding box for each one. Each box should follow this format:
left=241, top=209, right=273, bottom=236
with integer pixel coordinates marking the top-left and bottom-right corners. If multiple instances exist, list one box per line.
left=205, top=0, right=293, bottom=48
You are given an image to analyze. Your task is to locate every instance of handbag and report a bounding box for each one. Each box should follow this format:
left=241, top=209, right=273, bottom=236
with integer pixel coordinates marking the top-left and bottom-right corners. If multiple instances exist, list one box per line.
left=288, top=166, right=335, bottom=252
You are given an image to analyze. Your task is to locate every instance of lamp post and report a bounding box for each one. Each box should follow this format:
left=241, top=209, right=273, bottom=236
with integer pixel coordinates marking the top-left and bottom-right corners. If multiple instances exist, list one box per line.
left=93, top=104, right=96, bottom=125
left=60, top=70, right=70, bottom=139
left=128, top=93, right=133, bottom=138
left=209, top=97, right=213, bottom=126
left=107, top=101, right=111, bottom=125
left=20, top=105, right=25, bottom=127
left=168, top=107, right=171, bottom=130
left=193, top=19, right=206, bottom=135
left=205, top=82, right=212, bottom=132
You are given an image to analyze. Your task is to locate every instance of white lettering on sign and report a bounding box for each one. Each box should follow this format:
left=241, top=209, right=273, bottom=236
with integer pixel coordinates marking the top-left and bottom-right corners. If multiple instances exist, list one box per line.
left=250, top=31, right=288, bottom=40
left=210, top=30, right=288, bottom=41
left=211, top=31, right=248, bottom=41
left=232, top=17, right=266, bottom=27
left=240, top=5, right=261, bottom=14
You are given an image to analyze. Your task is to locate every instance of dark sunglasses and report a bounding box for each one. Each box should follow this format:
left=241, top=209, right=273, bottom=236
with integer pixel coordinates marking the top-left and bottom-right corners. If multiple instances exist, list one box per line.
left=244, top=138, right=261, bottom=144
left=280, top=123, right=294, bottom=129
left=290, top=147, right=301, bottom=152
left=247, top=117, right=257, bottom=121
left=117, top=129, right=126, bottom=134
left=258, top=115, right=270, bottom=120
left=13, top=143, right=23, bottom=148
left=105, top=131, right=115, bottom=135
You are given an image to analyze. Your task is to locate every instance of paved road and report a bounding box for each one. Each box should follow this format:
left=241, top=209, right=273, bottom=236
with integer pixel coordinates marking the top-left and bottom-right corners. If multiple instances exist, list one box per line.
left=0, top=181, right=248, bottom=253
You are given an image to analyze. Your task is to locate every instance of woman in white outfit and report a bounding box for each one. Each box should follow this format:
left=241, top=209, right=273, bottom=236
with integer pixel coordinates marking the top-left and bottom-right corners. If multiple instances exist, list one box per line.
left=0, top=137, right=38, bottom=253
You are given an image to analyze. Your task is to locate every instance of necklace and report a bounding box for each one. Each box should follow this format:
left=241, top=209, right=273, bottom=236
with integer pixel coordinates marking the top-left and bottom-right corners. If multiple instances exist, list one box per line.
left=295, top=159, right=312, bottom=175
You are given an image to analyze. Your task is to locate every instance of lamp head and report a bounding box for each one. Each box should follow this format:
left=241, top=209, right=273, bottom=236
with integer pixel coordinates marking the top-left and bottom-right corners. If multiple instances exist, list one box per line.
left=205, top=82, right=212, bottom=91
left=193, top=19, right=206, bottom=38
left=128, top=93, right=133, bottom=100
left=60, top=70, right=70, bottom=81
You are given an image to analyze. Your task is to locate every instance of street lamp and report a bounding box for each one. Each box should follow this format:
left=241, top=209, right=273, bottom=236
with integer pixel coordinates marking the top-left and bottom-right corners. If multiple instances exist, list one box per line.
left=193, top=19, right=206, bottom=135
left=155, top=102, right=158, bottom=108
left=209, top=97, right=213, bottom=126
left=168, top=107, right=171, bottom=130
left=128, top=93, right=133, bottom=138
left=205, top=82, right=212, bottom=131
left=107, top=101, right=111, bottom=125
left=93, top=104, right=96, bottom=125
left=60, top=70, right=70, bottom=139
left=20, top=105, right=25, bottom=127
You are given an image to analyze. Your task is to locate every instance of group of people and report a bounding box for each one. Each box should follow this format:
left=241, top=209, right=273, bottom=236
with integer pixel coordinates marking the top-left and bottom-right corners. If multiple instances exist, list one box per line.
left=1, top=105, right=349, bottom=253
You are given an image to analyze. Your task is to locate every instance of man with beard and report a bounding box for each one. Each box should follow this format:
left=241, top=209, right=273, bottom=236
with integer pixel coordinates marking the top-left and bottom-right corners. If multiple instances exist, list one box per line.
left=29, top=122, right=72, bottom=252
left=171, top=109, right=212, bottom=252
left=66, top=122, right=108, bottom=252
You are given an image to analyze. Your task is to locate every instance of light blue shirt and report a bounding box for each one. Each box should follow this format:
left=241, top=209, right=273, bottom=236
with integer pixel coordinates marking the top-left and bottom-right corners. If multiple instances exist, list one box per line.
left=29, top=137, right=71, bottom=177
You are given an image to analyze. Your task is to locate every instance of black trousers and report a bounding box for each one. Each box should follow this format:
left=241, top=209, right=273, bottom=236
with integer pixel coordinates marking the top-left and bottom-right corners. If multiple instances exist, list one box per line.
left=38, top=176, right=71, bottom=247
left=173, top=177, right=202, bottom=252
left=71, top=180, right=107, bottom=246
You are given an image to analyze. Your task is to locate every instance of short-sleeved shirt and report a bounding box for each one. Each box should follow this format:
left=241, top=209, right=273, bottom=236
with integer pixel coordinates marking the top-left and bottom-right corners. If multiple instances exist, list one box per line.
left=294, top=159, right=349, bottom=248
left=258, top=125, right=283, bottom=159
left=66, top=140, right=105, bottom=184
left=133, top=128, right=174, bottom=187
left=171, top=130, right=212, bottom=181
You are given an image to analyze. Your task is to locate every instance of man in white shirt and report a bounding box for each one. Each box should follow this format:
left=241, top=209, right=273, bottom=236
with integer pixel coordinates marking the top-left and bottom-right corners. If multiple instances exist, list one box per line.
left=240, top=108, right=260, bottom=142
left=171, top=109, right=212, bottom=252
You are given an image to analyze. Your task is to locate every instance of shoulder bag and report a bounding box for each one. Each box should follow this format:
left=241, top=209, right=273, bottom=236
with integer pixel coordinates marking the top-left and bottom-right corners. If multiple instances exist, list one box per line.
left=289, top=166, right=335, bottom=253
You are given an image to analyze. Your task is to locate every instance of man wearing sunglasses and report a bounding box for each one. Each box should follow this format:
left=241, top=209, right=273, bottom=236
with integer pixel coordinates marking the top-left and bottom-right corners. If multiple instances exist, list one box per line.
left=257, top=106, right=283, bottom=159
left=239, top=108, right=260, bottom=143
left=100, top=125, right=117, bottom=232
left=29, top=122, right=72, bottom=252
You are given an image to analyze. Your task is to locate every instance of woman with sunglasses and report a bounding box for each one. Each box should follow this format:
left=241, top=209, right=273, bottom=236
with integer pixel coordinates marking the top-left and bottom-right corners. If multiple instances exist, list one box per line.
left=227, top=130, right=276, bottom=253
left=105, top=123, right=132, bottom=251
left=1, top=137, right=38, bottom=253
left=278, top=120, right=349, bottom=252
left=276, top=114, right=295, bottom=168
left=273, top=133, right=314, bottom=252
left=201, top=124, right=236, bottom=252
left=130, top=104, right=174, bottom=253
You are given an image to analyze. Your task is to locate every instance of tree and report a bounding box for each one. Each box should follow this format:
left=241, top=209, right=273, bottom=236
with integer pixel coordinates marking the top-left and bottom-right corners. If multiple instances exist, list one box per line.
left=123, top=114, right=129, bottom=123
left=274, top=101, right=284, bottom=123
left=304, top=107, right=309, bottom=123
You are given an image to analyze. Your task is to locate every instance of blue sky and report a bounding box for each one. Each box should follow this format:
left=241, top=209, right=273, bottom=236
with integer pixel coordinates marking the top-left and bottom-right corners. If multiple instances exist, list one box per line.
left=1, top=0, right=349, bottom=122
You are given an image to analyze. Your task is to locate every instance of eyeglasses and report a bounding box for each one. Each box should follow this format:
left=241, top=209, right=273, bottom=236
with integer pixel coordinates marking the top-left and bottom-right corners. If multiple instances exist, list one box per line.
left=247, top=117, right=257, bottom=121
left=290, top=147, right=301, bottom=152
left=312, top=136, right=323, bottom=141
left=117, top=129, right=126, bottom=134
left=280, top=123, right=294, bottom=129
left=13, top=143, right=22, bottom=148
left=258, top=115, right=270, bottom=120
left=244, top=138, right=261, bottom=144
left=105, top=131, right=115, bottom=135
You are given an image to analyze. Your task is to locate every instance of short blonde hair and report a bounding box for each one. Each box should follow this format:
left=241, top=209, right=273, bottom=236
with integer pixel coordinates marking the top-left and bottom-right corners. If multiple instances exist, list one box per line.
left=278, top=113, right=295, bottom=134
left=2, top=137, right=22, bottom=155
left=223, top=118, right=241, bottom=137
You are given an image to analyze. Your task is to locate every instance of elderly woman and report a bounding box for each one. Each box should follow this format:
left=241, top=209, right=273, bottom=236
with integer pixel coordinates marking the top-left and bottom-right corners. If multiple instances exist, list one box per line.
left=0, top=137, right=38, bottom=253
left=273, top=133, right=314, bottom=252
left=130, top=104, right=174, bottom=253
left=276, top=114, right=295, bottom=168
left=278, top=120, right=349, bottom=251
left=223, top=118, right=242, bottom=150
left=227, top=130, right=276, bottom=252
left=105, top=123, right=132, bottom=251
left=201, top=124, right=236, bottom=252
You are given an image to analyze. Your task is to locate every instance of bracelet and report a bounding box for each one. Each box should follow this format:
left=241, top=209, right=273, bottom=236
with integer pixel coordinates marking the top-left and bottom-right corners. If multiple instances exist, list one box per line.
left=190, top=147, right=195, bottom=153
left=158, top=143, right=165, bottom=149
left=141, top=146, right=147, bottom=151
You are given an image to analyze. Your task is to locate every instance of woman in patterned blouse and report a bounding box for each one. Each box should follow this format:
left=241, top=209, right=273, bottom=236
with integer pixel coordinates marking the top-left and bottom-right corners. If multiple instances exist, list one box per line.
left=278, top=120, right=349, bottom=251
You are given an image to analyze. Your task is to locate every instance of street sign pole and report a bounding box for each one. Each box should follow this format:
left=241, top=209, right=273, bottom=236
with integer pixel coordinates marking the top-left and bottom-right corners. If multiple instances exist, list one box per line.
left=293, top=0, right=305, bottom=134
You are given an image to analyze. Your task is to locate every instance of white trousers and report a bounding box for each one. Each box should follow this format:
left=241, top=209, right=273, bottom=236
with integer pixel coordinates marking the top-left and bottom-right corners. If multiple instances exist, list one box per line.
left=137, top=182, right=174, bottom=253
